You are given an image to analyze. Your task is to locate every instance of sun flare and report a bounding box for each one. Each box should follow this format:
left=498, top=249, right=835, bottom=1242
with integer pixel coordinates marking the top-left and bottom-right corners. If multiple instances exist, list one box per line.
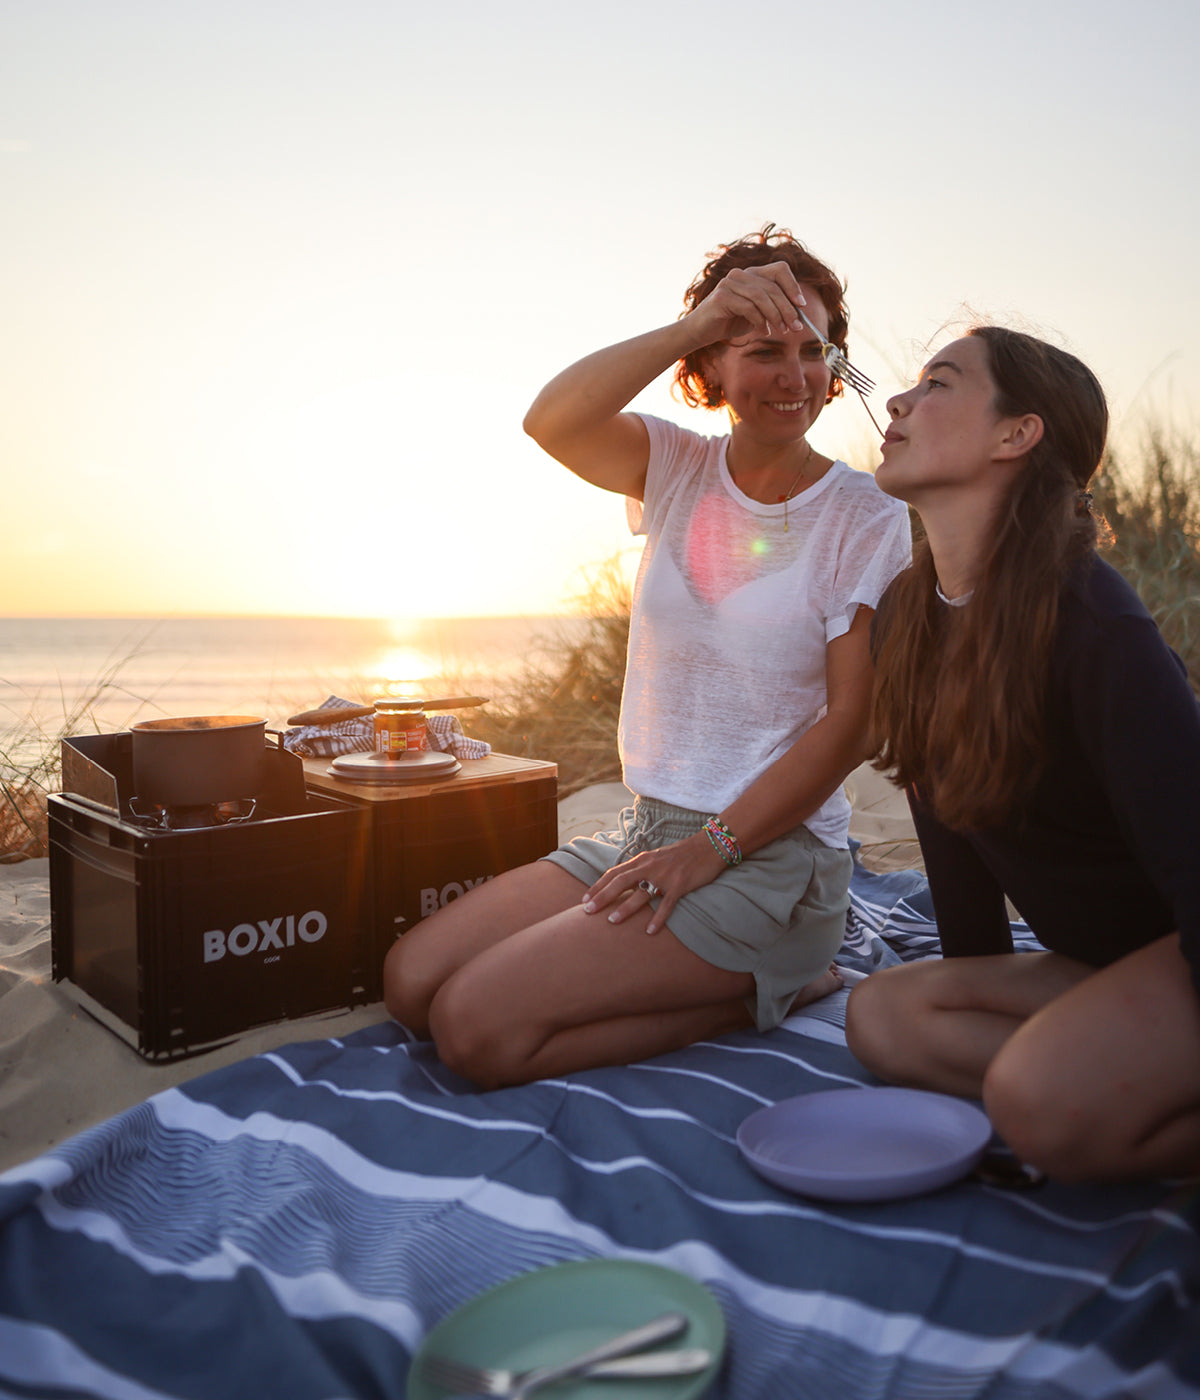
left=372, top=645, right=442, bottom=694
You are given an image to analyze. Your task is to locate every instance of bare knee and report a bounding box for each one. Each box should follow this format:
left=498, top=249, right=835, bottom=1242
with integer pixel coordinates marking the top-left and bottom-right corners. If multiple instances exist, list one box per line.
left=382, top=935, right=442, bottom=1038
left=427, top=975, right=527, bottom=1090
left=845, top=974, right=890, bottom=1075
left=386, top=939, right=537, bottom=1087
left=845, top=965, right=927, bottom=1083
left=982, top=1038, right=1099, bottom=1182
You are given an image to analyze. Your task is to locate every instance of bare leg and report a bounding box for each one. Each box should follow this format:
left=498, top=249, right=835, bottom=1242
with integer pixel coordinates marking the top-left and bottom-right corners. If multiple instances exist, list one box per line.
left=383, top=861, right=589, bottom=1037
left=845, top=951, right=1091, bottom=1097
left=847, top=936, right=1200, bottom=1182
left=425, top=901, right=760, bottom=1088
left=983, top=934, right=1200, bottom=1182
left=388, top=858, right=845, bottom=1088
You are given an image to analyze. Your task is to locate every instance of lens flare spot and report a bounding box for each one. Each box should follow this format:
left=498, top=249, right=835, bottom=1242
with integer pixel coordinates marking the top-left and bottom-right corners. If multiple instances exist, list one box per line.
left=750, top=537, right=771, bottom=556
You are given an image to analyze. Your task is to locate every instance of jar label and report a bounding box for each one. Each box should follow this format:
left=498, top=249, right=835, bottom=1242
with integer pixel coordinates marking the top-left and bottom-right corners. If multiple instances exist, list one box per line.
left=374, top=714, right=427, bottom=756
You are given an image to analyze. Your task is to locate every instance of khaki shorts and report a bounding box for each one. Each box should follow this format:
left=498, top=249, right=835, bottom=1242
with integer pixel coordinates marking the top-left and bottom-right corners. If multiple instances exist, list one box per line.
left=542, top=796, right=852, bottom=1031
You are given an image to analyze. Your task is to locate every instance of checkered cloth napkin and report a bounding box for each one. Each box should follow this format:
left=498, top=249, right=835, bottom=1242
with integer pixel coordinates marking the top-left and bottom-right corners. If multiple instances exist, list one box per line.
left=282, top=696, right=491, bottom=759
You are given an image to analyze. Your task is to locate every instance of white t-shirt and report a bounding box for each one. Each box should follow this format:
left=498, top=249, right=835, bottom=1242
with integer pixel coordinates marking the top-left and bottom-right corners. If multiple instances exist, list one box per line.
left=620, top=414, right=912, bottom=847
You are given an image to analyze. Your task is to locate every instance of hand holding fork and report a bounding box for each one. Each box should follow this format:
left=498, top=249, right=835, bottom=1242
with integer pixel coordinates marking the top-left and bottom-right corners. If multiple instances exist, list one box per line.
left=793, top=305, right=875, bottom=396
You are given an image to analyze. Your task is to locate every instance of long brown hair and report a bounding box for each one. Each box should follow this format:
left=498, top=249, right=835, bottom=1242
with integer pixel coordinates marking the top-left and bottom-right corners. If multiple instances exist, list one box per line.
left=674, top=223, right=850, bottom=409
left=871, top=326, right=1109, bottom=829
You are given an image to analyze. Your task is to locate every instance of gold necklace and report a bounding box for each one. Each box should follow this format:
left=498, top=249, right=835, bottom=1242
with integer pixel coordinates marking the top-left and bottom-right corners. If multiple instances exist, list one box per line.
left=779, top=441, right=814, bottom=533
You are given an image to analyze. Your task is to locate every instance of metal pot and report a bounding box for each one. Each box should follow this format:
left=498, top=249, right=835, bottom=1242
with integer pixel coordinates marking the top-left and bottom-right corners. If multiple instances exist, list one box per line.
left=130, top=715, right=268, bottom=807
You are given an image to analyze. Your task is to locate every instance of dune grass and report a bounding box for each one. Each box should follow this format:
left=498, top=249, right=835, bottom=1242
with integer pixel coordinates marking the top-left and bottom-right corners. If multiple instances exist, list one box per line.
left=0, top=760, right=50, bottom=863
left=1094, top=426, right=1200, bottom=691
left=0, top=658, right=147, bottom=862
left=2, top=426, right=1197, bottom=861
left=459, top=555, right=631, bottom=799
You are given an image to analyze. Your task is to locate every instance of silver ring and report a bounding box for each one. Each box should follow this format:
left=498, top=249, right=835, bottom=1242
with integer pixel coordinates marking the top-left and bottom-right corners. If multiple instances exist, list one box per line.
left=637, top=879, right=661, bottom=898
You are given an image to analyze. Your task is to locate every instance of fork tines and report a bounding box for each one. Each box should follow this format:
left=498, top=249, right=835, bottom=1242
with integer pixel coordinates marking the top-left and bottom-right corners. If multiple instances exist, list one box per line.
left=795, top=305, right=874, bottom=395
left=834, top=354, right=875, bottom=396
left=422, top=1354, right=501, bottom=1393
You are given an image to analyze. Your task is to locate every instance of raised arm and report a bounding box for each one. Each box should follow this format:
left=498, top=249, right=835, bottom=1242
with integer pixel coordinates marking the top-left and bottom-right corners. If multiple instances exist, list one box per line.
left=522, top=263, right=810, bottom=498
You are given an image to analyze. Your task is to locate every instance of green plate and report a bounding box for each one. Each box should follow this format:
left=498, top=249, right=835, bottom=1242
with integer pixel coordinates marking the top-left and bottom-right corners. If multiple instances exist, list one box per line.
left=407, top=1258, right=726, bottom=1400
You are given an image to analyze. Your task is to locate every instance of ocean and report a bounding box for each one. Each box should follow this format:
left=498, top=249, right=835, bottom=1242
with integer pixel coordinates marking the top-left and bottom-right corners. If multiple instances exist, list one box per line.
left=0, top=614, right=586, bottom=761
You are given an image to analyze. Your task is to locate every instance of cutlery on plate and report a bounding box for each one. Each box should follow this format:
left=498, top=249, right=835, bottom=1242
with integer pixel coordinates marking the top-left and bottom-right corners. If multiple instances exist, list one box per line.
left=422, top=1310, right=690, bottom=1397
left=425, top=1346, right=711, bottom=1396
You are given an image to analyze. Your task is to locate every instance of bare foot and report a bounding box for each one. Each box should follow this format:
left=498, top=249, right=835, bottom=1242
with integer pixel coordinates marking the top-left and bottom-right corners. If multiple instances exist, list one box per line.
left=787, top=965, right=844, bottom=1014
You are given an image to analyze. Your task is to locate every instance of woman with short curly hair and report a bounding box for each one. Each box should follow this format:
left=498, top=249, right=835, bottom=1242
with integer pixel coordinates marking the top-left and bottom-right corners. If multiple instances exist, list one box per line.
left=384, top=225, right=910, bottom=1088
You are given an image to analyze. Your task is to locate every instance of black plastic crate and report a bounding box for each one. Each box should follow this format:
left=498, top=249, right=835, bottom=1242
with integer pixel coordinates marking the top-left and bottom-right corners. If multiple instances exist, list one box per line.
left=303, top=756, right=558, bottom=994
left=49, top=785, right=373, bottom=1060
left=373, top=772, right=558, bottom=937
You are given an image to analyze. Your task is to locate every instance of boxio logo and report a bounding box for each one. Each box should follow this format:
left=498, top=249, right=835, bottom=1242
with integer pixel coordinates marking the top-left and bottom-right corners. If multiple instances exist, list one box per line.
left=202, top=911, right=328, bottom=963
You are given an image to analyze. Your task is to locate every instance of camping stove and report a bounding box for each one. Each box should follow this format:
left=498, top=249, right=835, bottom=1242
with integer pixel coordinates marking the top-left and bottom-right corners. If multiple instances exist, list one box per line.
left=125, top=797, right=259, bottom=831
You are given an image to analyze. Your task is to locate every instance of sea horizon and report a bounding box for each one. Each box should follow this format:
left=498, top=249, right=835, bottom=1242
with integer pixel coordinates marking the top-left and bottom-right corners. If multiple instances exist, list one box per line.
left=0, top=613, right=591, bottom=757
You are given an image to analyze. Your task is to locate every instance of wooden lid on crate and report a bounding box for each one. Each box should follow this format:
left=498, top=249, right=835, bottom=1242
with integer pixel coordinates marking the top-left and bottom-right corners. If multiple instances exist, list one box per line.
left=301, top=751, right=556, bottom=803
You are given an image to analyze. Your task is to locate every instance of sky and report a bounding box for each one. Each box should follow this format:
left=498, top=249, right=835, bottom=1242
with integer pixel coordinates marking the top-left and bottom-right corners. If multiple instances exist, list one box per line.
left=2, top=0, right=1197, bottom=620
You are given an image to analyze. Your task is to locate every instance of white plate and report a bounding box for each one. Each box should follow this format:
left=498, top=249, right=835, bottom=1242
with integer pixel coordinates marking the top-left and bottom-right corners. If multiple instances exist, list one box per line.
left=737, top=1087, right=993, bottom=1202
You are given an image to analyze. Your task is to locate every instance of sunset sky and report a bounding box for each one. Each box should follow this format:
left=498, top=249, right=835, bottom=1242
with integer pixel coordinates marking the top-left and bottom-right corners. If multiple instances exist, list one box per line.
left=2, top=0, right=1196, bottom=619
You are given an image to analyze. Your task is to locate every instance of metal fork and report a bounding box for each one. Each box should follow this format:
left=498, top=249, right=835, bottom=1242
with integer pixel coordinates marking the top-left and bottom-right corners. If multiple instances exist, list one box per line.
left=795, top=306, right=876, bottom=396
left=421, top=1310, right=690, bottom=1397
left=422, top=1346, right=711, bottom=1396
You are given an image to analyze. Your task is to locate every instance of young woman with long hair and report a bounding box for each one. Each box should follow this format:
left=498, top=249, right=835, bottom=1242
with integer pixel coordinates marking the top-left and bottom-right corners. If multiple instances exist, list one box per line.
left=382, top=226, right=910, bottom=1088
left=845, top=326, right=1200, bottom=1182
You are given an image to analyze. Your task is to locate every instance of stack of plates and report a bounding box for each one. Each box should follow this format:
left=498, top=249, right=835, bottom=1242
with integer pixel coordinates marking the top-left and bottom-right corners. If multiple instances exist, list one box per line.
left=327, top=750, right=461, bottom=783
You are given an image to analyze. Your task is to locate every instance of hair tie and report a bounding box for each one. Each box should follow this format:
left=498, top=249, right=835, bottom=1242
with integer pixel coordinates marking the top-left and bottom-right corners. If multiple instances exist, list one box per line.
left=1076, top=488, right=1094, bottom=516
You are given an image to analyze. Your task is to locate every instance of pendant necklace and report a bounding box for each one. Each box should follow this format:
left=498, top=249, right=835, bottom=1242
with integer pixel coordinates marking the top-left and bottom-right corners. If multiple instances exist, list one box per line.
left=780, top=441, right=814, bottom=533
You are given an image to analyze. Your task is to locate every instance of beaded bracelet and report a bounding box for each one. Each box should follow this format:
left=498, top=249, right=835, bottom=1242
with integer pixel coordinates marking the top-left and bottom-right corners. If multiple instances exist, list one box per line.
left=703, top=816, right=743, bottom=867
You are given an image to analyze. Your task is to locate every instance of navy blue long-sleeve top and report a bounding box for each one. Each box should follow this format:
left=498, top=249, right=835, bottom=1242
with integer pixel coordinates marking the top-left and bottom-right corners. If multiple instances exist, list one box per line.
left=884, top=555, right=1200, bottom=997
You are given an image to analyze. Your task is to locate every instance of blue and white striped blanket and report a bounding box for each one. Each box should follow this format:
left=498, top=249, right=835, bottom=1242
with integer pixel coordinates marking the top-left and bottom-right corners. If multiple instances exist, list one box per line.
left=1, top=863, right=1198, bottom=1399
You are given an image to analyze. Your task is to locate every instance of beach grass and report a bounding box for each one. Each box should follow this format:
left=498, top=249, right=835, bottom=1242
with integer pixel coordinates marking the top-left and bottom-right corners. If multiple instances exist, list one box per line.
left=456, top=554, right=631, bottom=799
left=0, top=657, right=147, bottom=862
left=1095, top=425, right=1200, bottom=689
left=2, top=425, right=1197, bottom=861
left=0, top=767, right=47, bottom=864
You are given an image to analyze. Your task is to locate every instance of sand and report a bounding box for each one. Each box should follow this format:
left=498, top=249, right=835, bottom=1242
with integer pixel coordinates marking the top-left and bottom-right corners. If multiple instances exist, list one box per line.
left=0, top=764, right=917, bottom=1173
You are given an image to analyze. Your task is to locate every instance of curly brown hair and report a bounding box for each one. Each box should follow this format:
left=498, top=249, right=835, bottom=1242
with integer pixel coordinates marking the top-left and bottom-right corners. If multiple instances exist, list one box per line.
left=674, top=223, right=851, bottom=410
